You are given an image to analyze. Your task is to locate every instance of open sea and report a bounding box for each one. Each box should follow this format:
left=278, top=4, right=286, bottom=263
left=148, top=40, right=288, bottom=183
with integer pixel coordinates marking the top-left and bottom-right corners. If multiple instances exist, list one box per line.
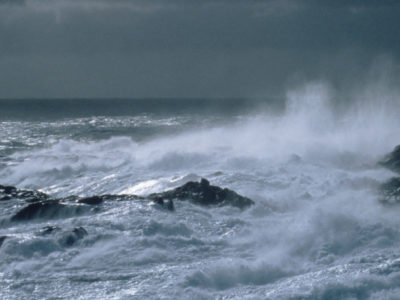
left=1, top=90, right=400, bottom=299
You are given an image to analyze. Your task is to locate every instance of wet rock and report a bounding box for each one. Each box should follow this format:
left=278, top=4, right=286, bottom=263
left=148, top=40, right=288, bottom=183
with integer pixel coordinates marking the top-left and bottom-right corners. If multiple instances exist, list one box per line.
left=379, top=177, right=400, bottom=205
left=59, top=227, right=88, bottom=247
left=149, top=178, right=254, bottom=209
left=152, top=196, right=175, bottom=211
left=11, top=201, right=87, bottom=222
left=11, top=201, right=66, bottom=221
left=0, top=195, right=11, bottom=201
left=0, top=185, right=16, bottom=194
left=380, top=145, right=400, bottom=174
left=0, top=184, right=49, bottom=202
left=0, top=236, right=7, bottom=247
left=166, top=199, right=175, bottom=211
left=78, top=196, right=103, bottom=205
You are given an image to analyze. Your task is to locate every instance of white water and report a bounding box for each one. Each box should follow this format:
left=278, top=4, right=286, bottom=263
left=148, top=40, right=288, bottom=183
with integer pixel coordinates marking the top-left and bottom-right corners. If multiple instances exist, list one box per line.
left=1, top=82, right=400, bottom=299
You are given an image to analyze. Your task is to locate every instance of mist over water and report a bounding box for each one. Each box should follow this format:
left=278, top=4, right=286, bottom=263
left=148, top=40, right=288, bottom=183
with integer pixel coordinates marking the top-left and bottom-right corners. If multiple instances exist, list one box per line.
left=1, top=81, right=400, bottom=299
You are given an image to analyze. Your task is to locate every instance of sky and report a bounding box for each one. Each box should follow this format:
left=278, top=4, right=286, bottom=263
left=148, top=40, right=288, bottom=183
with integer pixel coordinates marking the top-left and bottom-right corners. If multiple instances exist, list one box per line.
left=0, top=0, right=399, bottom=98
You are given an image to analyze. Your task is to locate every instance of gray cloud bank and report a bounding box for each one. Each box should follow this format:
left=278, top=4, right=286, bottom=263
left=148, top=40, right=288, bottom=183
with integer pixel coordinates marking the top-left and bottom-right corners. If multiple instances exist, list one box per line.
left=0, top=0, right=399, bottom=98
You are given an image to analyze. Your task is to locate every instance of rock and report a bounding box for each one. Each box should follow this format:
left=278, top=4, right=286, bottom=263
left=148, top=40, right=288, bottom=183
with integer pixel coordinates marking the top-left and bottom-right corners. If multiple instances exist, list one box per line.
left=11, top=201, right=66, bottom=221
left=11, top=201, right=88, bottom=222
left=380, top=145, right=400, bottom=174
left=151, top=196, right=175, bottom=211
left=379, top=177, right=400, bottom=204
left=59, top=227, right=88, bottom=247
left=0, top=184, right=49, bottom=202
left=38, top=226, right=61, bottom=236
left=0, top=185, right=16, bottom=194
left=78, top=196, right=103, bottom=205
left=149, top=178, right=254, bottom=209
left=0, top=236, right=7, bottom=247
left=166, top=199, right=175, bottom=211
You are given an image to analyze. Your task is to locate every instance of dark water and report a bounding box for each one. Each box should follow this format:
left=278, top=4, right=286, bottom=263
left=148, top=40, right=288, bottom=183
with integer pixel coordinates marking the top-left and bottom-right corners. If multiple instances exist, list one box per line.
left=0, top=98, right=273, bottom=121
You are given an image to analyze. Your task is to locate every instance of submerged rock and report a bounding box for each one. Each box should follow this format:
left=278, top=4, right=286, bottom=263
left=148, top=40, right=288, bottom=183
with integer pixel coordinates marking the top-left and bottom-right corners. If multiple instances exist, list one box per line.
left=380, top=145, right=400, bottom=174
left=59, top=227, right=88, bottom=247
left=149, top=178, right=254, bottom=209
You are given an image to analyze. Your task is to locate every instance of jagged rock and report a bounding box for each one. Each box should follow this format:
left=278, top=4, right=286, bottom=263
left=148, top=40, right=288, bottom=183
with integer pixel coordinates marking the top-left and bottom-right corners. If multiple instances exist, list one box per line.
left=379, top=177, right=400, bottom=205
left=59, top=227, right=88, bottom=247
left=4, top=179, right=253, bottom=221
left=380, top=145, right=400, bottom=174
left=148, top=178, right=254, bottom=209
left=0, top=236, right=7, bottom=247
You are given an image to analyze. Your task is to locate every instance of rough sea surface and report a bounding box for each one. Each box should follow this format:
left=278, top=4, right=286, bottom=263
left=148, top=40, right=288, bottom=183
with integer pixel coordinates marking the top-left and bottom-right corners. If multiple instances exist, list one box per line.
left=1, top=86, right=400, bottom=299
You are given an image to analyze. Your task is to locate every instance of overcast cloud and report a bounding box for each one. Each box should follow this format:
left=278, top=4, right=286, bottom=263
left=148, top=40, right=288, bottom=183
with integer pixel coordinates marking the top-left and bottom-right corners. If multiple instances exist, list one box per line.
left=0, top=0, right=399, bottom=98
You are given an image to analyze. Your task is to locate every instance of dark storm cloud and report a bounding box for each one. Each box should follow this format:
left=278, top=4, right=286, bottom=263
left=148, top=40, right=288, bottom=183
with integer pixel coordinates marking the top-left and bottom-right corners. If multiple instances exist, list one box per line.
left=0, top=0, right=25, bottom=5
left=0, top=0, right=399, bottom=98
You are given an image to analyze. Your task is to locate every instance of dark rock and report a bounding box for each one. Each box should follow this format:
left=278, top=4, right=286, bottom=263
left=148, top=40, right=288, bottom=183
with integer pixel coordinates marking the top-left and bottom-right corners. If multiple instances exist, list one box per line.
left=166, top=199, right=175, bottom=211
left=38, top=226, right=61, bottom=236
left=0, top=195, right=11, bottom=201
left=11, top=201, right=66, bottom=221
left=0, top=185, right=16, bottom=194
left=60, top=227, right=88, bottom=247
left=379, top=177, right=400, bottom=204
left=380, top=145, right=400, bottom=174
left=151, top=196, right=175, bottom=211
left=78, top=196, right=103, bottom=205
left=0, top=236, right=7, bottom=247
left=0, top=184, right=49, bottom=202
left=11, top=201, right=87, bottom=222
left=149, top=178, right=254, bottom=209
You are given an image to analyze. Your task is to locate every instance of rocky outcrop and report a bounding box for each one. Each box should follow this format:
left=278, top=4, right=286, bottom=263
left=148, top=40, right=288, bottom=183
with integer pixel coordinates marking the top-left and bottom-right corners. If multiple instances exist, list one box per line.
left=379, top=145, right=400, bottom=204
left=379, top=177, right=400, bottom=205
left=149, top=178, right=254, bottom=209
left=380, top=145, right=400, bottom=174
left=11, top=201, right=89, bottom=222
left=6, top=178, right=253, bottom=222
left=0, top=184, right=49, bottom=202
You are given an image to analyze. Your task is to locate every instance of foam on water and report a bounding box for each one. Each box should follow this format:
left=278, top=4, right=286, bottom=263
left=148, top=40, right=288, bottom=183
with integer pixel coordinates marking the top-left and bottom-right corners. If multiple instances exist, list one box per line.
left=1, top=82, right=400, bottom=299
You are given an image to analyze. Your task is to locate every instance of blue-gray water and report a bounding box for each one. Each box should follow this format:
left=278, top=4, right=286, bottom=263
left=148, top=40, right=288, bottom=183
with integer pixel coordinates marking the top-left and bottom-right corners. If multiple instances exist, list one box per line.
left=1, top=88, right=400, bottom=299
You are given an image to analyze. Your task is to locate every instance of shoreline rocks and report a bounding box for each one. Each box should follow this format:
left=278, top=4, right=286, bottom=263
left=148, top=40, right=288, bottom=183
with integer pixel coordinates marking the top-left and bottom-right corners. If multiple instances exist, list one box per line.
left=4, top=178, right=253, bottom=222
left=379, top=145, right=400, bottom=204
left=379, top=145, right=400, bottom=175
left=149, top=178, right=254, bottom=209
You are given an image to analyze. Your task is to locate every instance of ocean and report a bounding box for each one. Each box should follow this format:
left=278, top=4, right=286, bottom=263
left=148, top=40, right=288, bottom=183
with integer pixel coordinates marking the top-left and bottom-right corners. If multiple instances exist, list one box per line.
left=1, top=89, right=400, bottom=299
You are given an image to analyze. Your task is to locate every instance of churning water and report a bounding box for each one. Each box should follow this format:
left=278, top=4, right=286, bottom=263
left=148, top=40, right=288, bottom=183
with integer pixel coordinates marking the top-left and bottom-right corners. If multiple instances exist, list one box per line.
left=1, top=83, right=400, bottom=299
